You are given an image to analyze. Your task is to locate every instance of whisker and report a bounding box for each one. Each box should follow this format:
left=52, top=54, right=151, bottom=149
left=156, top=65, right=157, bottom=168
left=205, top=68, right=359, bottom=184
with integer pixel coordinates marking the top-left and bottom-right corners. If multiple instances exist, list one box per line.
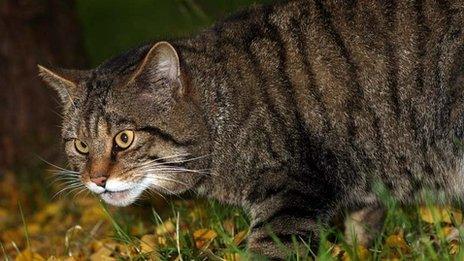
left=156, top=155, right=209, bottom=166
left=111, top=153, right=210, bottom=177
left=54, top=180, right=82, bottom=187
left=143, top=175, right=189, bottom=186
left=48, top=178, right=79, bottom=186
left=49, top=177, right=80, bottom=183
left=47, top=169, right=79, bottom=174
left=52, top=183, right=84, bottom=199
left=73, top=188, right=88, bottom=199
left=134, top=153, right=191, bottom=168
left=138, top=166, right=213, bottom=176
left=144, top=188, right=167, bottom=201
left=64, top=185, right=86, bottom=198
left=136, top=154, right=209, bottom=169
left=46, top=175, right=79, bottom=183
left=36, top=156, right=73, bottom=172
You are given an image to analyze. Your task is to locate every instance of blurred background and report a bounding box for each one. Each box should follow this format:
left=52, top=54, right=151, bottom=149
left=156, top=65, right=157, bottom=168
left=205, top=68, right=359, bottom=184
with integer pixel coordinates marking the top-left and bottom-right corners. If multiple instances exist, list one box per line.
left=0, top=0, right=269, bottom=258
left=3, top=1, right=464, bottom=260
left=0, top=0, right=272, bottom=174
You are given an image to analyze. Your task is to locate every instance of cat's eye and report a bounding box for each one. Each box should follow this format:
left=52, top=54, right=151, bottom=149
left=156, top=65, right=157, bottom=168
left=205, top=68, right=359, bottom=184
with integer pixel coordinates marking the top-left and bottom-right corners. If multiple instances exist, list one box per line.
left=74, top=139, right=89, bottom=154
left=114, top=130, right=134, bottom=150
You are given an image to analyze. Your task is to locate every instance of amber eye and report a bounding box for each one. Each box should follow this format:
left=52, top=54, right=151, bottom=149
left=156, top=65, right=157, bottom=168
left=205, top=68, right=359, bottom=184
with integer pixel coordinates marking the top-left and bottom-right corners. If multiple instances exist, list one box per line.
left=114, top=130, right=134, bottom=149
left=74, top=139, right=89, bottom=154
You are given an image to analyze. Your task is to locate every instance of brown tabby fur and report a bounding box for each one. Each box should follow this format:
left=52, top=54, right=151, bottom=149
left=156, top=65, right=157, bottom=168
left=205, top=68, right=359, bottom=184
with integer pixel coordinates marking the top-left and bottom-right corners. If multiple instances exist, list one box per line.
left=39, top=0, right=464, bottom=258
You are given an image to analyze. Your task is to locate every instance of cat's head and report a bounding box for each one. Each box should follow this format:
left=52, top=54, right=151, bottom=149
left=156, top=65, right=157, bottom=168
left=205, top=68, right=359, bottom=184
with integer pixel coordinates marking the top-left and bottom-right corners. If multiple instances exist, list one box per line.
left=39, top=42, right=210, bottom=206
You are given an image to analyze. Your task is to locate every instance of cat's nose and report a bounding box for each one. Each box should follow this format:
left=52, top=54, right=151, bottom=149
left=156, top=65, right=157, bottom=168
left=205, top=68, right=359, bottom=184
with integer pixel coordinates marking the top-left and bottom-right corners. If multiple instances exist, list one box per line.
left=91, top=176, right=107, bottom=188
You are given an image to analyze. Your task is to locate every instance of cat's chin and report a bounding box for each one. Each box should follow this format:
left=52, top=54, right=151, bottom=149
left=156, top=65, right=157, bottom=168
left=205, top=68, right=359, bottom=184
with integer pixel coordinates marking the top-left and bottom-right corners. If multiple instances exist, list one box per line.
left=99, top=186, right=145, bottom=207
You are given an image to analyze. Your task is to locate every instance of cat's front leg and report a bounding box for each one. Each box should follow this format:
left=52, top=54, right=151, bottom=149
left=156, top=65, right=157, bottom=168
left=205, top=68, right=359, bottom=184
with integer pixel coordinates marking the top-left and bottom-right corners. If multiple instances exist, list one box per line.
left=247, top=202, right=330, bottom=259
left=344, top=206, right=386, bottom=247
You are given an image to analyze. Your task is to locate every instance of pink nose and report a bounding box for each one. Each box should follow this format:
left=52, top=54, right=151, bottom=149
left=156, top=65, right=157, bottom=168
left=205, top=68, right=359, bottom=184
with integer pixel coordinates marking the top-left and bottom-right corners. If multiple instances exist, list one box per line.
left=91, top=176, right=107, bottom=187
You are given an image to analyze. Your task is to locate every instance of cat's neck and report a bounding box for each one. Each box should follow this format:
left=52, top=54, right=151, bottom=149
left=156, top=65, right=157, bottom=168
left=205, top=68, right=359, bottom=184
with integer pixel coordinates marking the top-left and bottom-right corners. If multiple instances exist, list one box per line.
left=174, top=34, right=237, bottom=141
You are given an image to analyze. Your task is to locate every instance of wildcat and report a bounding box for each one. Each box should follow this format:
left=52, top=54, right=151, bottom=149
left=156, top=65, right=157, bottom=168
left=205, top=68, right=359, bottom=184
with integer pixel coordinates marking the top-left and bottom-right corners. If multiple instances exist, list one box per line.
left=39, top=0, right=464, bottom=258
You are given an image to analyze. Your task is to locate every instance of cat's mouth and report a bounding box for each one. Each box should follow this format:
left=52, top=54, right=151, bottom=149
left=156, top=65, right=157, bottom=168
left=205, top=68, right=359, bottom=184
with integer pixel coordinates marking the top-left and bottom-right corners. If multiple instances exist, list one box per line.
left=100, top=189, right=132, bottom=205
left=99, top=186, right=145, bottom=207
left=85, top=179, right=147, bottom=207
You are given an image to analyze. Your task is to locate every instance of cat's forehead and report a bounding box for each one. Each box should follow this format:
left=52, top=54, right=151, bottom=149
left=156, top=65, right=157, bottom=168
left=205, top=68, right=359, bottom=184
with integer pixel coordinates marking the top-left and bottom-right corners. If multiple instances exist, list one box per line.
left=63, top=44, right=174, bottom=136
left=94, top=44, right=151, bottom=79
left=65, top=101, right=138, bottom=139
left=81, top=44, right=152, bottom=92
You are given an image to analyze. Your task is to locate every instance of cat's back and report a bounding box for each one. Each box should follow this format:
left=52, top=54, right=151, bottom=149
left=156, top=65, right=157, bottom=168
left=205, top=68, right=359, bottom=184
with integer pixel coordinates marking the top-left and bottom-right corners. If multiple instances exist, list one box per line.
left=193, top=0, right=464, bottom=143
left=178, top=0, right=464, bottom=197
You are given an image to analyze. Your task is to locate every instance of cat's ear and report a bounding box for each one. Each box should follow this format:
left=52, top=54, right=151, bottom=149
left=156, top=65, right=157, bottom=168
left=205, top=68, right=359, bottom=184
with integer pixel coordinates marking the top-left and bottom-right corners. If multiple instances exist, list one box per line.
left=129, top=42, right=183, bottom=94
left=38, top=65, right=87, bottom=106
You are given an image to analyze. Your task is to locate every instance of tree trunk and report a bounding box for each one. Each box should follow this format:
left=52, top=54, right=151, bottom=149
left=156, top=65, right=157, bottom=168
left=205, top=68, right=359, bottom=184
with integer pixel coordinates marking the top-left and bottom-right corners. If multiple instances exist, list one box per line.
left=0, top=0, right=87, bottom=171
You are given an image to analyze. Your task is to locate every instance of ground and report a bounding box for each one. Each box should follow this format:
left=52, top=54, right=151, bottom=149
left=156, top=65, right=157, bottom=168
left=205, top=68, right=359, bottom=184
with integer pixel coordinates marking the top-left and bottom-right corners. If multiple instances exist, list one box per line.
left=1, top=169, right=464, bottom=260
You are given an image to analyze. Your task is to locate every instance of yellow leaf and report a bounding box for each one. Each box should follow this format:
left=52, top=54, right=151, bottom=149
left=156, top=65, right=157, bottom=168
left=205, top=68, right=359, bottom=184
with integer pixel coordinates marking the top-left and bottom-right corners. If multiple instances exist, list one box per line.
left=140, top=234, right=161, bottom=259
left=26, top=223, right=41, bottom=236
left=81, top=206, right=107, bottom=225
left=223, top=219, right=235, bottom=235
left=385, top=234, right=410, bottom=253
left=90, top=244, right=116, bottom=261
left=341, top=245, right=369, bottom=261
left=90, top=240, right=104, bottom=253
left=193, top=229, right=217, bottom=249
left=46, top=256, right=76, bottom=261
left=130, top=224, right=147, bottom=236
left=331, top=244, right=344, bottom=258
left=450, top=240, right=460, bottom=255
left=15, top=250, right=45, bottom=261
left=419, top=205, right=462, bottom=224
left=438, top=226, right=457, bottom=239
left=140, top=234, right=157, bottom=254
left=224, top=252, right=242, bottom=261
left=157, top=235, right=167, bottom=247
left=188, top=206, right=207, bottom=222
left=0, top=207, right=9, bottom=220
left=155, top=220, right=175, bottom=235
left=34, top=202, right=63, bottom=223
left=2, top=228, right=23, bottom=244
left=232, top=230, right=248, bottom=246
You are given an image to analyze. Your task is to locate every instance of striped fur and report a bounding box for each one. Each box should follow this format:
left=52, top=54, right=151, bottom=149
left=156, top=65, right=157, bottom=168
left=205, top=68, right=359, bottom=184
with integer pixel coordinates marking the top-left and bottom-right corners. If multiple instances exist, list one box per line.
left=40, top=0, right=464, bottom=258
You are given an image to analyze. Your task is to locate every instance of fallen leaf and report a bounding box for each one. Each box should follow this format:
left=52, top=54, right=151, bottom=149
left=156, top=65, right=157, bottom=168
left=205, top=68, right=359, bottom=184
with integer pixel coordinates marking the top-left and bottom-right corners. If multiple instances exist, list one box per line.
left=90, top=240, right=104, bottom=253
left=15, top=250, right=45, bottom=261
left=2, top=228, right=23, bottom=244
left=81, top=206, right=107, bottom=225
left=89, top=242, right=121, bottom=261
left=189, top=206, right=207, bottom=222
left=449, top=240, right=460, bottom=255
left=46, top=256, right=76, bottom=261
left=419, top=206, right=462, bottom=224
left=224, top=252, right=242, bottom=261
left=140, top=234, right=157, bottom=254
left=26, top=223, right=41, bottom=236
left=385, top=234, right=410, bottom=253
left=193, top=229, right=217, bottom=249
left=223, top=219, right=235, bottom=235
left=331, top=244, right=344, bottom=258
left=341, top=245, right=369, bottom=261
left=0, top=207, right=9, bottom=221
left=155, top=220, right=175, bottom=235
left=232, top=230, right=248, bottom=246
left=439, top=226, right=457, bottom=240
left=34, top=202, right=62, bottom=223
left=89, top=246, right=115, bottom=261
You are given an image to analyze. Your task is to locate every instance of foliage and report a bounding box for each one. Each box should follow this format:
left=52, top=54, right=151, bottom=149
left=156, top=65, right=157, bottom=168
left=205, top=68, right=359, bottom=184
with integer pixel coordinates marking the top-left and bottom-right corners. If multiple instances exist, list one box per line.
left=3, top=1, right=464, bottom=260
left=75, top=0, right=273, bottom=66
left=2, top=170, right=464, bottom=260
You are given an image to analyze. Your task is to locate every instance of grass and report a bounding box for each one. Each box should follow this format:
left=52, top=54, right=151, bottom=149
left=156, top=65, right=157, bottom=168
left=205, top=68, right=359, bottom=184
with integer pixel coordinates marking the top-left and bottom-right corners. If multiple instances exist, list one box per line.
left=2, top=169, right=464, bottom=260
